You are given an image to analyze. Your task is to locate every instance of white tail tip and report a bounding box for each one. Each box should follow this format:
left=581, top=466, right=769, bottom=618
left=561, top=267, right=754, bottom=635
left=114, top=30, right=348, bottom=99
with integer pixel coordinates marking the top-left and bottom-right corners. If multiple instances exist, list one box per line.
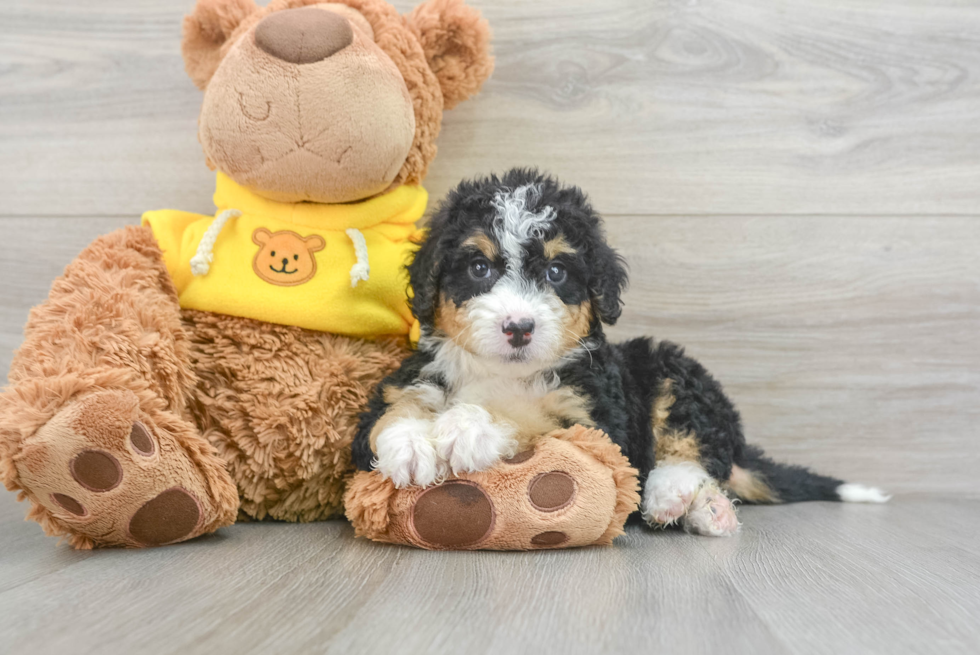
left=837, top=483, right=891, bottom=503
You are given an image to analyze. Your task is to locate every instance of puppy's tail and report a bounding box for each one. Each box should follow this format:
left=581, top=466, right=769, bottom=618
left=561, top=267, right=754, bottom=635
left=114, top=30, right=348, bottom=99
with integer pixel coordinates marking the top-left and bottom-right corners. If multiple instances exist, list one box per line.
left=727, top=445, right=890, bottom=504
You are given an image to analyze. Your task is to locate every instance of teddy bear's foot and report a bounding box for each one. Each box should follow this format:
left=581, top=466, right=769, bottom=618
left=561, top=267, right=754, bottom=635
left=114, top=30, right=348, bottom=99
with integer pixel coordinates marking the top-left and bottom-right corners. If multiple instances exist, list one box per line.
left=14, top=389, right=238, bottom=548
left=345, top=426, right=640, bottom=550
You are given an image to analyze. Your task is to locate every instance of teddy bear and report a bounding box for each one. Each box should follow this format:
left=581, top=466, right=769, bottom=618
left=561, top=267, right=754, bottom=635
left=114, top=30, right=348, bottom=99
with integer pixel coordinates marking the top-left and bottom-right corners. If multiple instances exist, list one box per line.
left=0, top=0, right=639, bottom=550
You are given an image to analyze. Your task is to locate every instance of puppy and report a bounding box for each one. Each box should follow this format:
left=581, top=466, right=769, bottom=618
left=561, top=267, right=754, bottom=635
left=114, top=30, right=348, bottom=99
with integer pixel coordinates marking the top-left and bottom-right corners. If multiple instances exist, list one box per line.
left=351, top=168, right=888, bottom=536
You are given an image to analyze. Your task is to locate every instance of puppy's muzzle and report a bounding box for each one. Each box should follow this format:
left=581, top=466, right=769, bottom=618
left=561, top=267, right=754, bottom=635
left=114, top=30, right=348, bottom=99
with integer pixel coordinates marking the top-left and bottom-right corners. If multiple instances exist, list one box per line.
left=502, top=318, right=534, bottom=348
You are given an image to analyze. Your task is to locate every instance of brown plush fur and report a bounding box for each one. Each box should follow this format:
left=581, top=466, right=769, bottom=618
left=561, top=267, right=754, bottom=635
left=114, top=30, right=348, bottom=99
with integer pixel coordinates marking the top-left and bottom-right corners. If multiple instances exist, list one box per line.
left=344, top=426, right=640, bottom=550
left=406, top=0, right=494, bottom=110
left=0, top=225, right=407, bottom=546
left=182, top=0, right=259, bottom=90
left=184, top=310, right=408, bottom=521
left=0, top=0, right=496, bottom=548
left=0, top=227, right=240, bottom=548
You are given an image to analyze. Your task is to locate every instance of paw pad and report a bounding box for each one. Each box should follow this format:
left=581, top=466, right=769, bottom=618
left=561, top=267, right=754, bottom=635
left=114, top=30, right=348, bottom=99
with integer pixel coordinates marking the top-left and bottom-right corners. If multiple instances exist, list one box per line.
left=505, top=450, right=535, bottom=465
left=70, top=450, right=122, bottom=492
left=412, top=481, right=494, bottom=548
left=129, top=422, right=155, bottom=456
left=528, top=471, right=576, bottom=511
left=52, top=493, right=86, bottom=516
left=128, top=488, right=202, bottom=546
left=408, top=454, right=582, bottom=549
left=531, top=531, right=569, bottom=546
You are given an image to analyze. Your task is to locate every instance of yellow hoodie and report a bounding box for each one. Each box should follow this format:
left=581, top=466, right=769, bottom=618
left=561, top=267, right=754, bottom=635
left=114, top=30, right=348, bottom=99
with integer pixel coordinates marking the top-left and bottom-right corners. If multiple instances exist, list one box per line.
left=143, top=173, right=425, bottom=340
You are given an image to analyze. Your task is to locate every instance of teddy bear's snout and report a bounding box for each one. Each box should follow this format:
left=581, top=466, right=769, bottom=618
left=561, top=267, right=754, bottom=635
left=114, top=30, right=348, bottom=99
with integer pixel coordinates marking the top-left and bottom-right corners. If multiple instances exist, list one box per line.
left=255, top=6, right=354, bottom=65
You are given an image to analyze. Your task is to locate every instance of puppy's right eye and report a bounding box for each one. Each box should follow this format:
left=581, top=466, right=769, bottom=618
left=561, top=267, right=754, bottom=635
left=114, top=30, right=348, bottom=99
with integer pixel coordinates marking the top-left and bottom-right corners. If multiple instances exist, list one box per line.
left=469, top=257, right=492, bottom=280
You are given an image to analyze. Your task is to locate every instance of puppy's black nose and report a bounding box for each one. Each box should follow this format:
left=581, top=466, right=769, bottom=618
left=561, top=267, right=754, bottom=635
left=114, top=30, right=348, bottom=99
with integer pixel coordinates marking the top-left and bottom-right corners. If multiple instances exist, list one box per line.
left=502, top=319, right=534, bottom=348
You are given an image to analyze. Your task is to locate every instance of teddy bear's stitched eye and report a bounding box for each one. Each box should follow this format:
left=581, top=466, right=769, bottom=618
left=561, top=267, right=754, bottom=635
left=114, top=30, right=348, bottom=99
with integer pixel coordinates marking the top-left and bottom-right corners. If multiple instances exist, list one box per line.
left=271, top=251, right=276, bottom=257
left=294, top=254, right=299, bottom=260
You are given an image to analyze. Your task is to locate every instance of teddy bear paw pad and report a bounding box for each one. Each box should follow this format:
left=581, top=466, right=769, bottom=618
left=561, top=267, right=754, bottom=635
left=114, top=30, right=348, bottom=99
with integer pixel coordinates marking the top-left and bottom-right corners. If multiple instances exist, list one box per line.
left=16, top=390, right=220, bottom=547
left=411, top=481, right=494, bottom=548
left=128, top=488, right=202, bottom=546
left=70, top=450, right=123, bottom=492
left=528, top=471, right=576, bottom=511
left=530, top=531, right=569, bottom=546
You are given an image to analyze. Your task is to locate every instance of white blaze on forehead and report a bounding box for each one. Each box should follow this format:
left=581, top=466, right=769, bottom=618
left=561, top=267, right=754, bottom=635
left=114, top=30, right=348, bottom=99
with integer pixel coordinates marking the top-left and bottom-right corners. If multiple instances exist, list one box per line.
left=490, top=184, right=556, bottom=268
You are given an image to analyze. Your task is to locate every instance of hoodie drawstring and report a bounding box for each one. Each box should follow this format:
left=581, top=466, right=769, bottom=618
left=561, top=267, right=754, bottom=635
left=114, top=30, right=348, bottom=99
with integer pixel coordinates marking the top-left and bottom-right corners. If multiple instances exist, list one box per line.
left=190, top=209, right=242, bottom=276
left=346, top=228, right=370, bottom=287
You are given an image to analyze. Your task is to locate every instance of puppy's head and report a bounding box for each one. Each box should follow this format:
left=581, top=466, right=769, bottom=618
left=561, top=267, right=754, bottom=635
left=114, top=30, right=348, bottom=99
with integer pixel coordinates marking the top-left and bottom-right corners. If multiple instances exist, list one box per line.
left=411, top=168, right=627, bottom=374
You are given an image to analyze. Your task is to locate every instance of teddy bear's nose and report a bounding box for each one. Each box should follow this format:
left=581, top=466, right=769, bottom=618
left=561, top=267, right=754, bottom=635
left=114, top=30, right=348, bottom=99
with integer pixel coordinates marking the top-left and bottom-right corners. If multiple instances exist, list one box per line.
left=255, top=6, right=354, bottom=65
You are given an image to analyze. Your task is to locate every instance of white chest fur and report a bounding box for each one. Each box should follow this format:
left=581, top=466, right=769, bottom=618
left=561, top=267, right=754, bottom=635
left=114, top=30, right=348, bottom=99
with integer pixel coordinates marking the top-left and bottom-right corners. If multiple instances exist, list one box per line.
left=445, top=375, right=593, bottom=445
left=419, top=339, right=595, bottom=447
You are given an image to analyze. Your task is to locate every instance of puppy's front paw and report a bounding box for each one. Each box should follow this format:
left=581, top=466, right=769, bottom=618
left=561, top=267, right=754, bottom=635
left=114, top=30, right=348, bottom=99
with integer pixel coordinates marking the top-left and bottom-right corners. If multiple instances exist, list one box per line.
left=434, top=405, right=517, bottom=476
left=375, top=419, right=439, bottom=488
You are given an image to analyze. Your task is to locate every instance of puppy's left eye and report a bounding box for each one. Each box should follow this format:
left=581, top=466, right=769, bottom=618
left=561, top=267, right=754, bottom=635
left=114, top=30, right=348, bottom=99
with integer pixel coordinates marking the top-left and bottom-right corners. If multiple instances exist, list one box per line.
left=469, top=257, right=493, bottom=280
left=546, top=262, right=567, bottom=285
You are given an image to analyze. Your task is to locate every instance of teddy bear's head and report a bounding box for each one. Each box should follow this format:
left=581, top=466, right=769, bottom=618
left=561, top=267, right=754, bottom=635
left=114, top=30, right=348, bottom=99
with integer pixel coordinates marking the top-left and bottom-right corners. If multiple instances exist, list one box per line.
left=182, top=0, right=493, bottom=204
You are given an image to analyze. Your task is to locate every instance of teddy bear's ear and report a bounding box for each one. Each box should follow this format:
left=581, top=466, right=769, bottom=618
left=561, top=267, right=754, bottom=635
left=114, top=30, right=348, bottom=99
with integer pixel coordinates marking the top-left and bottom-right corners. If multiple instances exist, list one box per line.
left=405, top=0, right=494, bottom=110
left=182, top=0, right=259, bottom=90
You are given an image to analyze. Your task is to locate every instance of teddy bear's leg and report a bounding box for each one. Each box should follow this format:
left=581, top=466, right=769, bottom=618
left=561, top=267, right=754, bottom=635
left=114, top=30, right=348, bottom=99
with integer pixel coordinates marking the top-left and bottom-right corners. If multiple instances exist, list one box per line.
left=345, top=426, right=641, bottom=550
left=183, top=311, right=410, bottom=523
left=0, top=226, right=239, bottom=548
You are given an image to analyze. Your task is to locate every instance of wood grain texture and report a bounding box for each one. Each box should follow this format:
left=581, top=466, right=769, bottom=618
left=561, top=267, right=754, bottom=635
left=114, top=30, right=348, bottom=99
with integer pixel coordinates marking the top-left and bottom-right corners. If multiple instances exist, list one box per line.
left=2, top=1, right=979, bottom=651
left=1, top=491, right=978, bottom=655
left=604, top=215, right=980, bottom=496
left=2, top=0, right=980, bottom=216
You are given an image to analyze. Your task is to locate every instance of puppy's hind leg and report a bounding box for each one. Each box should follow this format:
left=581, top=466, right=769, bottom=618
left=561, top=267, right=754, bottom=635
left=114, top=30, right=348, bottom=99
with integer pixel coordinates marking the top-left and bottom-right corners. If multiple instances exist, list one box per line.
left=641, top=373, right=740, bottom=537
left=682, top=478, right=739, bottom=537
left=640, top=461, right=739, bottom=537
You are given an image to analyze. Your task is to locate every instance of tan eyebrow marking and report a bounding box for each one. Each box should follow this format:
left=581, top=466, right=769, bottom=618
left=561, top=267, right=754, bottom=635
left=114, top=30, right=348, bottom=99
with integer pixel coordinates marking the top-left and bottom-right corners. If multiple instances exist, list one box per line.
left=462, top=232, right=498, bottom=259
left=543, top=234, right=577, bottom=259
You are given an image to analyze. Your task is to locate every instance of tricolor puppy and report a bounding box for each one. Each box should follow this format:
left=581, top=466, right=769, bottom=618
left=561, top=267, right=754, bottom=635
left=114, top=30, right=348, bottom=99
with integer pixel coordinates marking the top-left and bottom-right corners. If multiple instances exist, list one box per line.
left=351, top=169, right=888, bottom=536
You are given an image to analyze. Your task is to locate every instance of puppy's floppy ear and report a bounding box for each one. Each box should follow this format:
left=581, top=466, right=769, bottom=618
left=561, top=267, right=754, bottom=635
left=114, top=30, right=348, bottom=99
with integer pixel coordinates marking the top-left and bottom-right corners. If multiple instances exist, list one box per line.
left=405, top=0, right=494, bottom=110
left=590, top=241, right=628, bottom=325
left=182, top=0, right=258, bottom=90
left=407, top=221, right=446, bottom=328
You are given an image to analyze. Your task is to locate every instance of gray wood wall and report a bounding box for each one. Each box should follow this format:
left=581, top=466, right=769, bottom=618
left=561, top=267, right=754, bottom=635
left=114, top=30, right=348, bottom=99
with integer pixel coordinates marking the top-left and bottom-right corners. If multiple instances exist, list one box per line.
left=1, top=0, right=977, bottom=496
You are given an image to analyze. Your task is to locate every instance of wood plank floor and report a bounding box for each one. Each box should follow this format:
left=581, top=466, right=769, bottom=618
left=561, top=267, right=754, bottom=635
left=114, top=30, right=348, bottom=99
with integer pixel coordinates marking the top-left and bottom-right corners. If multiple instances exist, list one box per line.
left=2, top=0, right=979, bottom=653
left=2, top=491, right=978, bottom=655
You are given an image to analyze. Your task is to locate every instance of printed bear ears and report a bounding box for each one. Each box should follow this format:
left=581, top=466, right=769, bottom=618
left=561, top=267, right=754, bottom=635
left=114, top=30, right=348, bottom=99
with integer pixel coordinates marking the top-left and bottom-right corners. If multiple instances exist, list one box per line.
left=181, top=0, right=492, bottom=109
